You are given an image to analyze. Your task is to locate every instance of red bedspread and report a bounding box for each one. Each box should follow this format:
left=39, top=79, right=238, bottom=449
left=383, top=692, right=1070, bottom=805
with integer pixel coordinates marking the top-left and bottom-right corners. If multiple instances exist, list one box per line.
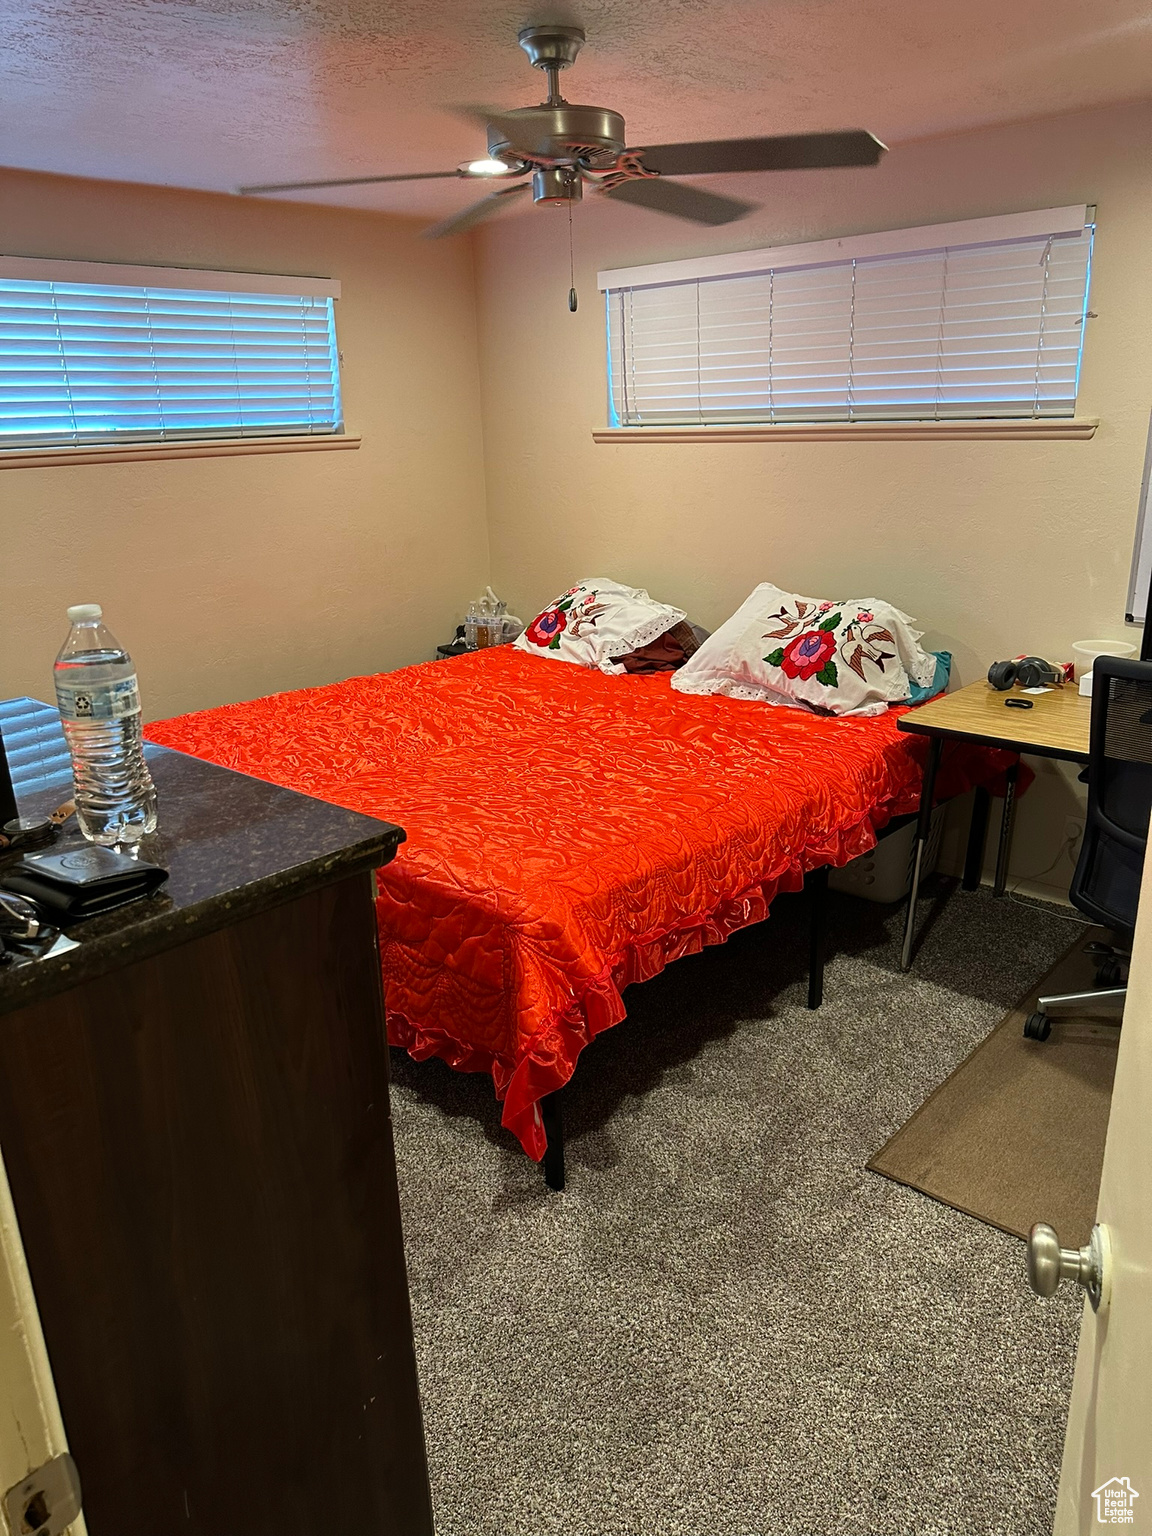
left=149, top=648, right=1006, bottom=1160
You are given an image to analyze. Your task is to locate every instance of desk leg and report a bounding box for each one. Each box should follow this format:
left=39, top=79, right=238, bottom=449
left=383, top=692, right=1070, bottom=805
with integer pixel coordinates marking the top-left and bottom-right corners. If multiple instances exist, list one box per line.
left=963, top=786, right=991, bottom=891
left=993, top=759, right=1020, bottom=898
left=900, top=737, right=942, bottom=973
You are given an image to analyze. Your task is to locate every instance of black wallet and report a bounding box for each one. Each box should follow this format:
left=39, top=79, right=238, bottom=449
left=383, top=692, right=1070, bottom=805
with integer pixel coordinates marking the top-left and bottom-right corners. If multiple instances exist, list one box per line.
left=1, top=845, right=169, bottom=920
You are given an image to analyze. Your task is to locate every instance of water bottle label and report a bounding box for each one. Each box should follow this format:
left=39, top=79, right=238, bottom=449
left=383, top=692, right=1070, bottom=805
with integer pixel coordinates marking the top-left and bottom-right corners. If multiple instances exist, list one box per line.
left=55, top=677, right=141, bottom=722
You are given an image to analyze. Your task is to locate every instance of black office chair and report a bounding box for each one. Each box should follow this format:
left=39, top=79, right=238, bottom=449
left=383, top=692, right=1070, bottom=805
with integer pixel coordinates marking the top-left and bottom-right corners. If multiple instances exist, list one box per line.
left=1024, top=654, right=1152, bottom=1041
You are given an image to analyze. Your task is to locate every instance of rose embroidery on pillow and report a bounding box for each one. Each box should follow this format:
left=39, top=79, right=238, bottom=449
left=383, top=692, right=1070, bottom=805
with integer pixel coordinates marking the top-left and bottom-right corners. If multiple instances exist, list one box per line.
left=523, top=589, right=609, bottom=650
left=525, top=607, right=568, bottom=648
left=764, top=605, right=842, bottom=687
left=777, top=628, right=838, bottom=681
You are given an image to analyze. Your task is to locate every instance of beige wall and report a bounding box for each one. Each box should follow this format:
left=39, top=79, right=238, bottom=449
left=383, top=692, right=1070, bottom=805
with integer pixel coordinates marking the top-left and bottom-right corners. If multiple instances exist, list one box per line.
left=1, top=167, right=490, bottom=720
left=5, top=102, right=1152, bottom=894
left=473, top=100, right=1152, bottom=896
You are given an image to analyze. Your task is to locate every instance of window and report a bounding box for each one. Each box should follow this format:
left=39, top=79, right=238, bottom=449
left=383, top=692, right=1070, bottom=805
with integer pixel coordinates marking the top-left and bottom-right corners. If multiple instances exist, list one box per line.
left=0, top=697, right=72, bottom=798
left=0, top=256, right=342, bottom=448
left=600, top=206, right=1094, bottom=427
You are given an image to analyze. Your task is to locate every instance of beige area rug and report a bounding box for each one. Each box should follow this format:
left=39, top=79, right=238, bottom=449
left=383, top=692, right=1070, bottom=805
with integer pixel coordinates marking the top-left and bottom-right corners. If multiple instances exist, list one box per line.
left=869, top=928, right=1120, bottom=1245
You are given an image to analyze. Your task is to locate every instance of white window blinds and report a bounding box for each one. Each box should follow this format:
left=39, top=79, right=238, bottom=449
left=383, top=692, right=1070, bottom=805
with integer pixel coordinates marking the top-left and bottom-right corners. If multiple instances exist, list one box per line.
left=601, top=207, right=1094, bottom=427
left=0, top=259, right=342, bottom=447
left=0, top=697, right=72, bottom=797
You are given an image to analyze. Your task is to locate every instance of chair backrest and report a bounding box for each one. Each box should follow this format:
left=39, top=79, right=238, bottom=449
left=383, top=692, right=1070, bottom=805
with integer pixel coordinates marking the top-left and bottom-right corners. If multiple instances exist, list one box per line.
left=1072, top=655, right=1152, bottom=932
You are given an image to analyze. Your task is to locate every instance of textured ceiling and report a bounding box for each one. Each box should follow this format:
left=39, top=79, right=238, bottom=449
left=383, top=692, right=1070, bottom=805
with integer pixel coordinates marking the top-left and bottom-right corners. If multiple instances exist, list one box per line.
left=3, top=0, right=1152, bottom=219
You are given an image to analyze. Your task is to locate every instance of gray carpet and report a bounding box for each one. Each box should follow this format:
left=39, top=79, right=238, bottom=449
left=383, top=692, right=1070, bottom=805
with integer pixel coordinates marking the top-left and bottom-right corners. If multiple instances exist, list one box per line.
left=389, top=881, right=1088, bottom=1536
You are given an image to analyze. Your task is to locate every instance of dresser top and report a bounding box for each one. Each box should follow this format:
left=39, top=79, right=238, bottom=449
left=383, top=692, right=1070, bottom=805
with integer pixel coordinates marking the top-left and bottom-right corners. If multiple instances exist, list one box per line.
left=0, top=698, right=404, bottom=1015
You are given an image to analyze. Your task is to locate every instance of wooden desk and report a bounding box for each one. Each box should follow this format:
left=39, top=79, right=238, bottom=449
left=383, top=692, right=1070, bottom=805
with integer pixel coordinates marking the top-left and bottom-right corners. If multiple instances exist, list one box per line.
left=896, top=679, right=1092, bottom=969
left=898, top=677, right=1091, bottom=761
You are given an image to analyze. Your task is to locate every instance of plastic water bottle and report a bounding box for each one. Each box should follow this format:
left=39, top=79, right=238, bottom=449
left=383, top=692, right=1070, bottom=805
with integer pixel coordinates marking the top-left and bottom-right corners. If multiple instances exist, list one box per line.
left=53, top=605, right=158, bottom=846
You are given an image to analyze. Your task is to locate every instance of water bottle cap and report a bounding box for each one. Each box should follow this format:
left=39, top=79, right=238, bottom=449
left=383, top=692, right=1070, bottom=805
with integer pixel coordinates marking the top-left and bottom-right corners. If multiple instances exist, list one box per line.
left=67, top=604, right=103, bottom=623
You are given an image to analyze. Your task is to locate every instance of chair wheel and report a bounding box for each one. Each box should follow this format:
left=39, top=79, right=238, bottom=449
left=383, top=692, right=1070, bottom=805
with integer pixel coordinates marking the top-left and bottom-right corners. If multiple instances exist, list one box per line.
left=1096, top=957, right=1125, bottom=987
left=1024, top=1010, right=1052, bottom=1041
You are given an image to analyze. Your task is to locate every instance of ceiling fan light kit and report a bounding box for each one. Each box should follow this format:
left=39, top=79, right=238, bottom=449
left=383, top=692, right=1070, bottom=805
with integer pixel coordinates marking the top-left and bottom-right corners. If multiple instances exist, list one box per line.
left=239, top=21, right=887, bottom=241
left=460, top=157, right=520, bottom=177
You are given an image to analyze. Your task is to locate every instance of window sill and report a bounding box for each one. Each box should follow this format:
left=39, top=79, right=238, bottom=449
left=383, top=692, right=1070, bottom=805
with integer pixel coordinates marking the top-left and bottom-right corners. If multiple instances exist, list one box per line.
left=592, top=419, right=1098, bottom=444
left=0, top=434, right=362, bottom=471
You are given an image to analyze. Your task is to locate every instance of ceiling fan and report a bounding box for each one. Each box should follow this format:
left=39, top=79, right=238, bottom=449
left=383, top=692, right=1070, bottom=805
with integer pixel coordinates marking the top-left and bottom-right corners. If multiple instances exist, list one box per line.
left=239, top=24, right=887, bottom=239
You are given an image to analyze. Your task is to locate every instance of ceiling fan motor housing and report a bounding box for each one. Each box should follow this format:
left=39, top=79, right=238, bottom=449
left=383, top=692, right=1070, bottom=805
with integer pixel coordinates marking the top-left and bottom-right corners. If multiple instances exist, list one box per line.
left=486, top=105, right=626, bottom=166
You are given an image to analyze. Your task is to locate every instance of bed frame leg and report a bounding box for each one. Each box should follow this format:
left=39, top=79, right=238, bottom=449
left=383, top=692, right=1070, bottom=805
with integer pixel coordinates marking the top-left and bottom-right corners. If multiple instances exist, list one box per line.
left=807, top=865, right=829, bottom=1011
left=541, top=1091, right=565, bottom=1192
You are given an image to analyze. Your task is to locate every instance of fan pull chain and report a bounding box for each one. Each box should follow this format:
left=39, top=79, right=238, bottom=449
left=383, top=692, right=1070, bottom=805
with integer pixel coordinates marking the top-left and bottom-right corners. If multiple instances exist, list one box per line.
left=568, top=196, right=578, bottom=312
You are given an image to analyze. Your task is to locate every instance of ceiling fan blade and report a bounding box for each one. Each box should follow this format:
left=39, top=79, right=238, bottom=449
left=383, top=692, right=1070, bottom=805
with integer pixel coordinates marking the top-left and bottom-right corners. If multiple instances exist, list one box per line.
left=449, top=102, right=508, bottom=129
left=239, top=170, right=462, bottom=195
left=422, top=183, right=531, bottom=239
left=448, top=103, right=548, bottom=161
left=449, top=103, right=531, bottom=143
left=601, top=177, right=755, bottom=226
left=634, top=131, right=887, bottom=177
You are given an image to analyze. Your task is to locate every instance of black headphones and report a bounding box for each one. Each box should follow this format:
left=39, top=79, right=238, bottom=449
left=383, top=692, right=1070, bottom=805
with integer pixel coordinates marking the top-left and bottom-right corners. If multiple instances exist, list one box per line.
left=987, top=655, right=1065, bottom=691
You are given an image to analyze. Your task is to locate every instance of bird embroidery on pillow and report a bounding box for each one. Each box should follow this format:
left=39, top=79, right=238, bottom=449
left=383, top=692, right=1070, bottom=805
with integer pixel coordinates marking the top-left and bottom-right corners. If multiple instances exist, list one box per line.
left=564, top=591, right=609, bottom=638
left=839, top=615, right=896, bottom=680
left=762, top=599, right=820, bottom=641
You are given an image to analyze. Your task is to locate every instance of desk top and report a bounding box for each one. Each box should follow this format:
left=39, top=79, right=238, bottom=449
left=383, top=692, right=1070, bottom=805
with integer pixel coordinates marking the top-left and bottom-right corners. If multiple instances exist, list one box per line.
left=0, top=698, right=405, bottom=1016
left=898, top=677, right=1092, bottom=761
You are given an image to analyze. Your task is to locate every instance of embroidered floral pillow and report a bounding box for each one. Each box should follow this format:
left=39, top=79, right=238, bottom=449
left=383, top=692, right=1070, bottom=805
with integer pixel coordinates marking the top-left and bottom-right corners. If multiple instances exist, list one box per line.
left=514, top=578, right=687, bottom=675
left=671, top=583, right=938, bottom=716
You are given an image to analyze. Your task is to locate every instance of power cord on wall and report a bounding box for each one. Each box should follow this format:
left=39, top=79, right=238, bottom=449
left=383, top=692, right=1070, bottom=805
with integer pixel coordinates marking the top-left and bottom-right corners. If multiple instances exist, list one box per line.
left=1005, top=821, right=1094, bottom=925
left=1007, top=894, right=1094, bottom=925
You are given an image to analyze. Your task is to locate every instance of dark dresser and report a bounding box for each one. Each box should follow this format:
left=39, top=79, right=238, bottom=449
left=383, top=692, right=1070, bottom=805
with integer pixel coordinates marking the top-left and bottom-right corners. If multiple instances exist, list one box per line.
left=0, top=699, right=434, bottom=1536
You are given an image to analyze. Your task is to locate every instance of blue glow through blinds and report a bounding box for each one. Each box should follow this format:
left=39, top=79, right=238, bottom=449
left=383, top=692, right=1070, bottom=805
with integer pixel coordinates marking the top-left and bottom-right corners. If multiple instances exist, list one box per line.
left=0, top=279, right=342, bottom=446
left=606, top=225, right=1094, bottom=426
left=0, top=697, right=73, bottom=796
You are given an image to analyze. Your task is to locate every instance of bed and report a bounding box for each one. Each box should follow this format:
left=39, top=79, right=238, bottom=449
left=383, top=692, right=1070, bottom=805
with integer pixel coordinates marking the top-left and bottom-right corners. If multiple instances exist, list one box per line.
left=147, top=646, right=1009, bottom=1175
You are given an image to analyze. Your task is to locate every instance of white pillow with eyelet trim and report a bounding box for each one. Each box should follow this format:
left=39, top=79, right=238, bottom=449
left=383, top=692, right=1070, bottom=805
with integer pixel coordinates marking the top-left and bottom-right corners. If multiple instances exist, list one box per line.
left=671, top=582, right=937, bottom=716
left=514, top=578, right=686, bottom=675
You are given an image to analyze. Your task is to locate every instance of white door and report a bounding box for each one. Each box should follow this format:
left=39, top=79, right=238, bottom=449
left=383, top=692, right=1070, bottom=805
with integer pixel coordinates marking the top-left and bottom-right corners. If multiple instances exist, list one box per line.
left=1055, top=847, right=1152, bottom=1532
left=0, top=1146, right=86, bottom=1536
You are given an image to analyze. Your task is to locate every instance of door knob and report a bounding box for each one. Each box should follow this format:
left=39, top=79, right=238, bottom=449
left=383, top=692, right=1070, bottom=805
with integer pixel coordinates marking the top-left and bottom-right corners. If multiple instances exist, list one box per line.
left=1027, top=1222, right=1111, bottom=1312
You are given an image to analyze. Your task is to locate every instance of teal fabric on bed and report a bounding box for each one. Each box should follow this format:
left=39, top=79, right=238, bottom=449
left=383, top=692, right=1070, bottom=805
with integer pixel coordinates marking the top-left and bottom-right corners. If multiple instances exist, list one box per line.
left=907, top=651, right=953, bottom=705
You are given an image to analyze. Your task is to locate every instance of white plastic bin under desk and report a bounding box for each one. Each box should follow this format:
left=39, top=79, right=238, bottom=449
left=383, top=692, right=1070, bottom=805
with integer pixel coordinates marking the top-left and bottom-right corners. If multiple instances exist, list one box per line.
left=828, top=805, right=947, bottom=903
